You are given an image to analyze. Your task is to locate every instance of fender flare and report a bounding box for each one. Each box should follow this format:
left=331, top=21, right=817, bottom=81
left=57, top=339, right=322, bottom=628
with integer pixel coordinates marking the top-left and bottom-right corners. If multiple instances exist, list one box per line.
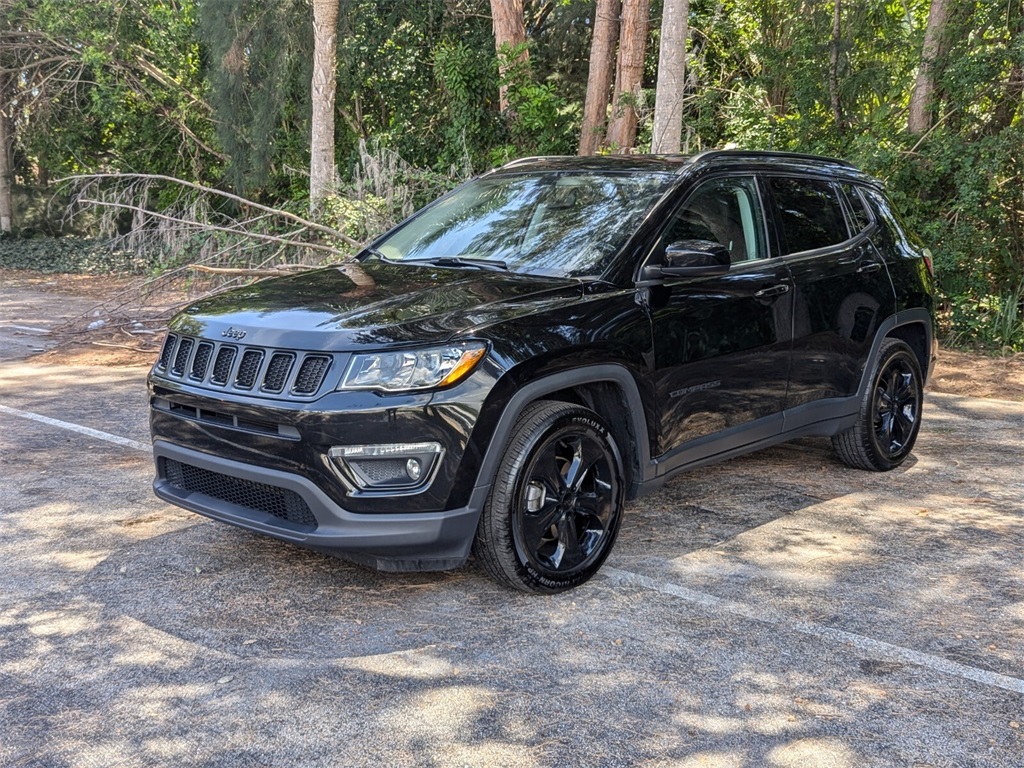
left=857, top=309, right=934, bottom=400
left=470, top=364, right=653, bottom=503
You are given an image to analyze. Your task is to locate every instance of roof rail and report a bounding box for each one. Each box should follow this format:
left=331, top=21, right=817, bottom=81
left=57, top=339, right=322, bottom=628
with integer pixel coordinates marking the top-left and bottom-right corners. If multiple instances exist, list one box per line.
left=690, top=149, right=856, bottom=168
left=500, top=155, right=568, bottom=168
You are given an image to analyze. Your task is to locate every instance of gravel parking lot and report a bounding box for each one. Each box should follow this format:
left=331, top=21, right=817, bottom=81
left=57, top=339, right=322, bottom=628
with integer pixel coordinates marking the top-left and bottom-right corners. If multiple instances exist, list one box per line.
left=1, top=350, right=1022, bottom=766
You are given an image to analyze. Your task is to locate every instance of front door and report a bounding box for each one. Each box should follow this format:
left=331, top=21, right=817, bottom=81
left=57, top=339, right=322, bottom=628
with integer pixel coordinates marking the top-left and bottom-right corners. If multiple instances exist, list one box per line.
left=645, top=175, right=793, bottom=462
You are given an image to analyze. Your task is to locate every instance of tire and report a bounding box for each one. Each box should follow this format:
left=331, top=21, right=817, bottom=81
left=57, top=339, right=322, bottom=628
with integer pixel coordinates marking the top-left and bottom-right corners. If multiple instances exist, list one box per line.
left=832, top=338, right=924, bottom=471
left=473, top=400, right=626, bottom=594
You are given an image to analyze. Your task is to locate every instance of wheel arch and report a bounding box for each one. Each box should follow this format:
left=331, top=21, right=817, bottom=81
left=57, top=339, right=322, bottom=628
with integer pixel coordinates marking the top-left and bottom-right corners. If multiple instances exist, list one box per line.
left=884, top=317, right=932, bottom=384
left=857, top=309, right=934, bottom=400
left=475, top=365, right=652, bottom=501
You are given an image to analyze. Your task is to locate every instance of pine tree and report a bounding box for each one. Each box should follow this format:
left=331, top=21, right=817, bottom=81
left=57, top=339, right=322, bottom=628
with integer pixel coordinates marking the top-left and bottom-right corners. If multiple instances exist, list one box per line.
left=200, top=0, right=311, bottom=196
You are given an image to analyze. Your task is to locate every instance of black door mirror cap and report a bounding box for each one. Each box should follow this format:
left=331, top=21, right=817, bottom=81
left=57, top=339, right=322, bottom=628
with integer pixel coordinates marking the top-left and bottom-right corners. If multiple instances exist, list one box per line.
left=658, top=239, right=731, bottom=278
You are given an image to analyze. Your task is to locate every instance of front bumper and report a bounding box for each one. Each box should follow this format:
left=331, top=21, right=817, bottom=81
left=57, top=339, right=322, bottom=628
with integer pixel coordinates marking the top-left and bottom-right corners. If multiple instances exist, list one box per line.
left=153, top=440, right=481, bottom=571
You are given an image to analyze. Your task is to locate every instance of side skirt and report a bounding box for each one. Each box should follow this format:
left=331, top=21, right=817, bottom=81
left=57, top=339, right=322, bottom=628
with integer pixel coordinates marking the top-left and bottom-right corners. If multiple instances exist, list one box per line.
left=637, top=396, right=859, bottom=496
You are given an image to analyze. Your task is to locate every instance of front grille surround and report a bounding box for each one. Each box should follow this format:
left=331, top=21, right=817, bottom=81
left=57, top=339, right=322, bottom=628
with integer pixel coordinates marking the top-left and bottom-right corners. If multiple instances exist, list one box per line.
left=158, top=333, right=177, bottom=369
left=294, top=355, right=331, bottom=394
left=171, top=337, right=194, bottom=376
left=210, top=346, right=237, bottom=385
left=235, top=349, right=264, bottom=390
left=261, top=352, right=296, bottom=393
left=154, top=333, right=335, bottom=400
left=189, top=342, right=214, bottom=381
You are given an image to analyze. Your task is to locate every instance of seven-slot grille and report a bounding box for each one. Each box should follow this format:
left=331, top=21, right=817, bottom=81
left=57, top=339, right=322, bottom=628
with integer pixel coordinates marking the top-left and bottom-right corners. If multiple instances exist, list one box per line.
left=155, top=333, right=333, bottom=398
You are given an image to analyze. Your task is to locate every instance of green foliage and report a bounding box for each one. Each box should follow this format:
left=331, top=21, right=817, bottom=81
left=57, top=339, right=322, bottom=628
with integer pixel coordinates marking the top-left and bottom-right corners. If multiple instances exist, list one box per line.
left=3, top=0, right=1022, bottom=352
left=946, top=281, right=1024, bottom=353
left=499, top=43, right=579, bottom=157
left=0, top=237, right=145, bottom=274
left=199, top=0, right=310, bottom=198
left=329, top=140, right=464, bottom=246
left=7, top=0, right=214, bottom=183
left=432, top=39, right=503, bottom=169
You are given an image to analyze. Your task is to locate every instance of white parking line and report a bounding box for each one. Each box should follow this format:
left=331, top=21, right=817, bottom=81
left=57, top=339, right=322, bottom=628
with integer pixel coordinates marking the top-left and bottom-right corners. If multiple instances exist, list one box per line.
left=603, top=567, right=1024, bottom=695
left=1, top=324, right=51, bottom=333
left=0, top=403, right=151, bottom=452
left=4, top=400, right=1023, bottom=696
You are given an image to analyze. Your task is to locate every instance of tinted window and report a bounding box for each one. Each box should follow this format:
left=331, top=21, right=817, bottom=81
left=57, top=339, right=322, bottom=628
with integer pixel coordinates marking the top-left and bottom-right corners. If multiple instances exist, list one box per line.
left=841, top=184, right=872, bottom=234
left=862, top=187, right=914, bottom=250
left=372, top=172, right=675, bottom=278
left=769, top=177, right=849, bottom=254
left=661, top=176, right=766, bottom=263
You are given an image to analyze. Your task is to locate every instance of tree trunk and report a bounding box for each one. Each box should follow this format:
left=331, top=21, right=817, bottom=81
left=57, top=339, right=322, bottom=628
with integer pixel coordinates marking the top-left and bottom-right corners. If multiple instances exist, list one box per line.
left=0, top=75, right=13, bottom=234
left=310, top=0, right=340, bottom=217
left=908, top=0, right=951, bottom=135
left=579, top=0, right=621, bottom=155
left=829, top=0, right=844, bottom=134
left=651, top=0, right=689, bottom=153
left=491, top=0, right=529, bottom=113
left=990, top=3, right=1023, bottom=134
left=606, top=0, right=650, bottom=153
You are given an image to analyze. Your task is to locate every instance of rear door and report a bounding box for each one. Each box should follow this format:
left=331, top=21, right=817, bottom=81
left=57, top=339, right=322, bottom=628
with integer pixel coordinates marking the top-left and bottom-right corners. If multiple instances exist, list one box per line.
left=766, top=176, right=896, bottom=410
left=644, top=175, right=794, bottom=460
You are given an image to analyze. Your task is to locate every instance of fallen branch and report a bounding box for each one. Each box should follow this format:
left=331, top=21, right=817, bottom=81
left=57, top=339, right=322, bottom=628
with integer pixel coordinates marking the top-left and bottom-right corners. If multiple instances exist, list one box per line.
left=76, top=197, right=344, bottom=255
left=58, top=172, right=378, bottom=292
left=61, top=172, right=361, bottom=247
left=190, top=264, right=314, bottom=277
left=188, top=261, right=375, bottom=288
left=91, top=340, right=160, bottom=352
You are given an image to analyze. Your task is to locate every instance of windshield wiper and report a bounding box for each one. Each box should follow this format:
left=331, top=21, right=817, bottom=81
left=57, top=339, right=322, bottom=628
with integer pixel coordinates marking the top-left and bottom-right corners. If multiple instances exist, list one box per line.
left=403, top=256, right=509, bottom=272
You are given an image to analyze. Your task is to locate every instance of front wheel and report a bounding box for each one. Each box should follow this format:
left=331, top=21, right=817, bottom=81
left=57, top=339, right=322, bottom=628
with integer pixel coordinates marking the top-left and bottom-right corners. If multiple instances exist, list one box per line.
left=474, top=401, right=625, bottom=593
left=832, top=337, right=924, bottom=471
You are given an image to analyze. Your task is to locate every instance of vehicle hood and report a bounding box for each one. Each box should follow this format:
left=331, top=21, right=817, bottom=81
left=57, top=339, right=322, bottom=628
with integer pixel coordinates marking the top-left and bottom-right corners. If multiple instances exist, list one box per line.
left=170, top=261, right=584, bottom=350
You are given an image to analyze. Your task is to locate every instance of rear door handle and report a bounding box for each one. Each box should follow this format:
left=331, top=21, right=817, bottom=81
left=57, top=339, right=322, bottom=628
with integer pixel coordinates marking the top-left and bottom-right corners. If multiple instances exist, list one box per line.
left=856, top=261, right=882, bottom=274
left=754, top=283, right=791, bottom=299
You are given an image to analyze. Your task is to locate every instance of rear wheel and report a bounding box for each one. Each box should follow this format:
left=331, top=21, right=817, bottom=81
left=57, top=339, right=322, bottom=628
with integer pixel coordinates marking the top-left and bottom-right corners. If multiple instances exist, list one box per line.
left=474, top=400, right=625, bottom=593
left=833, top=337, right=923, bottom=471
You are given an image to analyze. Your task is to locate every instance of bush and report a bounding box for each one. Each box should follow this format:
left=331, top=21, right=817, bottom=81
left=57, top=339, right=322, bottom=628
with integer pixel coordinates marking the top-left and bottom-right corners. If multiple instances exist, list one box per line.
left=0, top=236, right=147, bottom=274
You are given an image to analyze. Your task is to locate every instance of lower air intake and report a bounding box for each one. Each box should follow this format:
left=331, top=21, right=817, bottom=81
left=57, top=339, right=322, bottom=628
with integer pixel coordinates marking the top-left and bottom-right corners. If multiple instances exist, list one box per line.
left=161, top=458, right=317, bottom=531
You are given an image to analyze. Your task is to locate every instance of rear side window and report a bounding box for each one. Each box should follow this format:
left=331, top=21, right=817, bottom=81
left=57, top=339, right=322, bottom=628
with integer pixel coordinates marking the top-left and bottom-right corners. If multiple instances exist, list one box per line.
left=861, top=187, right=915, bottom=251
left=768, top=177, right=849, bottom=254
left=840, top=184, right=872, bottom=234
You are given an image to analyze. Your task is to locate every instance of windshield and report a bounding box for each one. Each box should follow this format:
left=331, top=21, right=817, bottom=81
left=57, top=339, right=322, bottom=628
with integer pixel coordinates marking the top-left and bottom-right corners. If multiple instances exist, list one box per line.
left=370, top=171, right=675, bottom=278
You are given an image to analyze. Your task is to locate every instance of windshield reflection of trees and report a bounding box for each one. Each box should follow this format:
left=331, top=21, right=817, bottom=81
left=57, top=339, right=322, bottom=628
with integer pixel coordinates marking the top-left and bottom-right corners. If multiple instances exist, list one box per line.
left=380, top=174, right=672, bottom=277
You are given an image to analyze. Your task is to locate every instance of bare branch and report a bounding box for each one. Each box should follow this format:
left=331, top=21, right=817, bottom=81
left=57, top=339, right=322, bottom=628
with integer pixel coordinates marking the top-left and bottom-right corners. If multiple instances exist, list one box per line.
left=190, top=264, right=314, bottom=277
left=61, top=173, right=361, bottom=247
left=75, top=197, right=345, bottom=255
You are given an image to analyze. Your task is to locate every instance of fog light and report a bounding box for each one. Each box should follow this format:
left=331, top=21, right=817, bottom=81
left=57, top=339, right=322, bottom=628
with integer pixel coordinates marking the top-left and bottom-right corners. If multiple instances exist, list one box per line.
left=328, top=442, right=442, bottom=492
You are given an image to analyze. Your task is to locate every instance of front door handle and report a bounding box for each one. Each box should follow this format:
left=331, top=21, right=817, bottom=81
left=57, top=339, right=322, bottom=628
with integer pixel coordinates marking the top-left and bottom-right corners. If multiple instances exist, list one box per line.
left=754, top=283, right=791, bottom=299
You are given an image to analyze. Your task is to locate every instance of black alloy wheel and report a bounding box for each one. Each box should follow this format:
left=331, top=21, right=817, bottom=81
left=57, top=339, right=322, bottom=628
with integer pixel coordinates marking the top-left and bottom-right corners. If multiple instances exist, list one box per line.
left=833, top=337, right=924, bottom=471
left=474, top=401, right=625, bottom=593
left=872, top=353, right=921, bottom=461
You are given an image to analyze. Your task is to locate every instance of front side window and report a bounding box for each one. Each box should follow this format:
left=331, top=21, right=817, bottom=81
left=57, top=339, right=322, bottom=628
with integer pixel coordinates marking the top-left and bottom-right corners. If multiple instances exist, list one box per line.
left=659, top=176, right=767, bottom=263
left=371, top=172, right=675, bottom=278
left=768, top=177, right=850, bottom=255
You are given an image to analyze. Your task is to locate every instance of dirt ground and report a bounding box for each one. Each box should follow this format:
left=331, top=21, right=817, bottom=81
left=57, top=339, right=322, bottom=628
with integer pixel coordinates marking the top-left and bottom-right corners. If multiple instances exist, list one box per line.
left=2, top=268, right=196, bottom=367
left=3, top=267, right=1023, bottom=400
left=3, top=269, right=1023, bottom=766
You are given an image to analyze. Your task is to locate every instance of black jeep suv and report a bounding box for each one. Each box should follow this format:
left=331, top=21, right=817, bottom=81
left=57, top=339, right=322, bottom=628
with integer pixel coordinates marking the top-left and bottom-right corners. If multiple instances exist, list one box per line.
left=149, top=150, right=936, bottom=593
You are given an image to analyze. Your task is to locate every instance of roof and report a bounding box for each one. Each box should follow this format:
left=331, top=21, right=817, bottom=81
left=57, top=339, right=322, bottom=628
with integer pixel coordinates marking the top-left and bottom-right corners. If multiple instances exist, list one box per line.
left=492, top=150, right=874, bottom=184
left=494, top=155, right=692, bottom=174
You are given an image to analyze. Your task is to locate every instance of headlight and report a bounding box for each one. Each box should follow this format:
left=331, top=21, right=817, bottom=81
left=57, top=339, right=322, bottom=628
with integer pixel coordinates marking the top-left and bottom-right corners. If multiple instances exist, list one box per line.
left=340, top=343, right=487, bottom=392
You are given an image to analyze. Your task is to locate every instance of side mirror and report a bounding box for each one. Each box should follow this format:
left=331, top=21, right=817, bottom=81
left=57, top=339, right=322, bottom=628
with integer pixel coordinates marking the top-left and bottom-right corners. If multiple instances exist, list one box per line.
left=643, top=239, right=731, bottom=280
